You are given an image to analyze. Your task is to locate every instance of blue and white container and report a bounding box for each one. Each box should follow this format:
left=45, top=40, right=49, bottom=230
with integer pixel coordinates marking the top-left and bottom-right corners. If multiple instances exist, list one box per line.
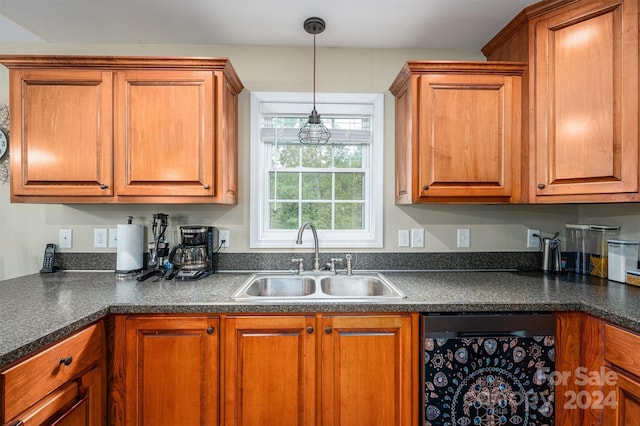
left=607, top=240, right=639, bottom=283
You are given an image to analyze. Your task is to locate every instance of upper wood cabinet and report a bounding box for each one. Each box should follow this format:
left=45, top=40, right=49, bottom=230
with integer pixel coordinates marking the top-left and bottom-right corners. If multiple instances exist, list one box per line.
left=0, top=55, right=243, bottom=204
left=483, top=0, right=639, bottom=203
left=6, top=69, right=114, bottom=199
left=390, top=61, right=525, bottom=203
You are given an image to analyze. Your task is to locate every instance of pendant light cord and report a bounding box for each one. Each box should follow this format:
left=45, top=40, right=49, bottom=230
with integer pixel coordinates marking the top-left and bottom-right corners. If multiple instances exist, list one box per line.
left=313, top=33, right=317, bottom=110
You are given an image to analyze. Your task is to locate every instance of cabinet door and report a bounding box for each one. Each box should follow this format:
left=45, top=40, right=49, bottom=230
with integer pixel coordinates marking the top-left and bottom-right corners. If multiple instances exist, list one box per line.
left=114, top=70, right=215, bottom=198
left=533, top=0, right=639, bottom=199
left=223, top=315, right=316, bottom=426
left=124, top=316, right=219, bottom=426
left=416, top=73, right=520, bottom=200
left=9, top=69, right=113, bottom=198
left=603, top=367, right=640, bottom=425
left=320, top=315, right=415, bottom=426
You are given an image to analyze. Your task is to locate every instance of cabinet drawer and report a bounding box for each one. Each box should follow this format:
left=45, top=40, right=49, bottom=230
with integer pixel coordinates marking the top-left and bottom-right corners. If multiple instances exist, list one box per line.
left=5, top=377, right=80, bottom=426
left=1, top=322, right=104, bottom=422
left=604, top=324, right=640, bottom=378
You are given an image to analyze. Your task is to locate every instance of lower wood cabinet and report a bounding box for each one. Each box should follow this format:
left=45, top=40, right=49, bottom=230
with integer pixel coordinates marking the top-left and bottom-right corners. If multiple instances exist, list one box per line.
left=603, top=323, right=640, bottom=425
left=113, top=313, right=417, bottom=426
left=223, top=315, right=316, bottom=425
left=556, top=312, right=640, bottom=426
left=0, top=322, right=106, bottom=426
left=120, top=316, right=219, bottom=426
left=223, top=313, right=417, bottom=426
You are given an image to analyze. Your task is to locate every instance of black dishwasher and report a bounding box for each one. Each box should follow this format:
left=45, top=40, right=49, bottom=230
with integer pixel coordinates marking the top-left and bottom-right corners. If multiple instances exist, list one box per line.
left=422, top=313, right=555, bottom=426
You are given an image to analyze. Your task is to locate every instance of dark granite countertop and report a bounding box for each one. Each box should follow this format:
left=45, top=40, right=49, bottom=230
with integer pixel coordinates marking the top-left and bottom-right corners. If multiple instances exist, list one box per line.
left=2, top=269, right=640, bottom=368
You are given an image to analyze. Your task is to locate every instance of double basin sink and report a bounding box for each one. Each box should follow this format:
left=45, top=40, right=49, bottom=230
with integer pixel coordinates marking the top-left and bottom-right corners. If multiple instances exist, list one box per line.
left=233, top=272, right=406, bottom=301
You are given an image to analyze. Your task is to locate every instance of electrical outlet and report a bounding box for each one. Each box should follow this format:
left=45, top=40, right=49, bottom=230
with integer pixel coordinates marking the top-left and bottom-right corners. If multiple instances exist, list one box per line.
left=219, top=229, right=230, bottom=248
left=527, top=229, right=541, bottom=249
left=398, top=230, right=410, bottom=247
left=411, top=228, right=425, bottom=248
left=94, top=228, right=107, bottom=248
left=108, top=228, right=118, bottom=248
left=457, top=228, right=470, bottom=248
left=59, top=229, right=72, bottom=249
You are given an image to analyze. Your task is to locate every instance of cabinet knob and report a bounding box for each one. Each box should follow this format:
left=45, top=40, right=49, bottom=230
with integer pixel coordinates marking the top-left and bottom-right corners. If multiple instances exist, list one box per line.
left=422, top=185, right=429, bottom=191
left=59, top=356, right=73, bottom=366
left=203, top=184, right=210, bottom=190
left=307, top=326, right=314, bottom=334
left=99, top=184, right=108, bottom=190
left=538, top=183, right=546, bottom=189
left=325, top=326, right=332, bottom=334
left=206, top=326, right=215, bottom=335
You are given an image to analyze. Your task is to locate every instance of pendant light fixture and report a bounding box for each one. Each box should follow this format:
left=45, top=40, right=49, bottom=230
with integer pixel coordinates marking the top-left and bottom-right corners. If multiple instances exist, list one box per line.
left=298, top=17, right=331, bottom=145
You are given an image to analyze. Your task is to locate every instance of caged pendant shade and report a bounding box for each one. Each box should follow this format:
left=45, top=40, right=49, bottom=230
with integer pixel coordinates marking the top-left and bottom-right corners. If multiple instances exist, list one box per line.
left=298, top=17, right=331, bottom=145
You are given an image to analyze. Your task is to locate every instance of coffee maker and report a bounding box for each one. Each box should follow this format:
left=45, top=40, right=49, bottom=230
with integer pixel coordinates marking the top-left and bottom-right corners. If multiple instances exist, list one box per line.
left=169, top=226, right=219, bottom=280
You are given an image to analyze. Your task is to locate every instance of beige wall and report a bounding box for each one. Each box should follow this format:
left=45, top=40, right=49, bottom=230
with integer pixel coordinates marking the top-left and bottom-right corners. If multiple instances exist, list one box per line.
left=0, top=42, right=591, bottom=279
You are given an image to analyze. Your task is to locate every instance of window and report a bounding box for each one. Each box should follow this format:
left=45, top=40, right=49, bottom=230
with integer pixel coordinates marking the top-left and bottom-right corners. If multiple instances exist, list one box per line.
left=250, top=92, right=383, bottom=248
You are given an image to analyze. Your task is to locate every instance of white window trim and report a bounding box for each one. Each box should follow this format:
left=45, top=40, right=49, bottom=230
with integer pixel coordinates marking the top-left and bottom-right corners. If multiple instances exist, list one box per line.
left=250, top=91, right=384, bottom=249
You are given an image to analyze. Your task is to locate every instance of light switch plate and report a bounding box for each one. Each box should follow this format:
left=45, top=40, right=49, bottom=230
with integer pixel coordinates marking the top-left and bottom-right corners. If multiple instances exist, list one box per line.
left=218, top=229, right=230, bottom=248
left=94, top=228, right=107, bottom=248
left=108, top=228, right=118, bottom=248
left=527, top=229, right=541, bottom=249
left=59, top=229, right=72, bottom=249
left=457, top=228, right=470, bottom=248
left=411, top=228, right=425, bottom=248
left=398, top=230, right=410, bottom=247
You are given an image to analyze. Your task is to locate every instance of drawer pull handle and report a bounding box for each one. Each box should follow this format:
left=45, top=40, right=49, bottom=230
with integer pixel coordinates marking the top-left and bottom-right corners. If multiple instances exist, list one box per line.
left=538, top=183, right=546, bottom=189
left=422, top=185, right=430, bottom=191
left=99, top=183, right=108, bottom=190
left=206, top=326, right=215, bottom=335
left=307, top=326, right=314, bottom=334
left=59, top=356, right=73, bottom=366
left=203, top=184, right=210, bottom=190
left=325, top=326, right=332, bottom=334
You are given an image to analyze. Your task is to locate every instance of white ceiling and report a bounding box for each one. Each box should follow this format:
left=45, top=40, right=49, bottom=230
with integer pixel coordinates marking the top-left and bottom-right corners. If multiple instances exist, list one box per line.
left=0, top=0, right=538, bottom=50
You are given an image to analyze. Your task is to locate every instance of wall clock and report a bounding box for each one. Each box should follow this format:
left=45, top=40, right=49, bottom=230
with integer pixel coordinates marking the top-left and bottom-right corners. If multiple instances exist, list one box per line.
left=0, top=128, right=8, bottom=159
left=0, top=104, right=9, bottom=183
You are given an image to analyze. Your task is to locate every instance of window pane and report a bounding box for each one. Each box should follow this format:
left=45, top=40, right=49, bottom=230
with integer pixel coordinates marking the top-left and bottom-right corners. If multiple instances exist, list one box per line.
left=302, top=173, right=332, bottom=200
left=334, top=145, right=363, bottom=168
left=335, top=173, right=364, bottom=200
left=273, top=144, right=300, bottom=168
left=302, top=203, right=332, bottom=229
left=301, top=145, right=331, bottom=168
left=335, top=203, right=364, bottom=229
left=270, top=202, right=299, bottom=229
left=270, top=172, right=299, bottom=199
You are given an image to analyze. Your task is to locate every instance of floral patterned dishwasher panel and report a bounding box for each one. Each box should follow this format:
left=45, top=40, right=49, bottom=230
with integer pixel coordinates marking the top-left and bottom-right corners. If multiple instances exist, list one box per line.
left=423, top=335, right=555, bottom=426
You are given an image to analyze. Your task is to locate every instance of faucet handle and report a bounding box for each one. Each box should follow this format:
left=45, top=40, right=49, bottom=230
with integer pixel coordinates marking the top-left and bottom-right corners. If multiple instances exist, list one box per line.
left=291, top=258, right=304, bottom=274
left=327, top=258, right=343, bottom=274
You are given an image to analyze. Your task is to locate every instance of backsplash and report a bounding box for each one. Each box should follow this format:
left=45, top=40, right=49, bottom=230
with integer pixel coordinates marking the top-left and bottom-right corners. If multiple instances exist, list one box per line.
left=56, top=251, right=541, bottom=272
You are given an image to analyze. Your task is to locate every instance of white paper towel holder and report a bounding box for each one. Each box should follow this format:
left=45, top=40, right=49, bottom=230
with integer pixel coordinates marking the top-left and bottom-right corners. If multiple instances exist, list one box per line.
left=116, top=216, right=144, bottom=278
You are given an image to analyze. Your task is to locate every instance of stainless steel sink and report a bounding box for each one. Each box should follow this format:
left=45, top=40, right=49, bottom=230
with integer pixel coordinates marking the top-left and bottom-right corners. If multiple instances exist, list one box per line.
left=233, top=272, right=405, bottom=301
left=320, top=276, right=391, bottom=297
left=244, top=276, right=315, bottom=297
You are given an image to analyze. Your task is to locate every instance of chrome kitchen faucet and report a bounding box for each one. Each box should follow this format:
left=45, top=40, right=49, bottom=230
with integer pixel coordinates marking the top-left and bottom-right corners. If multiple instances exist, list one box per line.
left=296, top=221, right=321, bottom=272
